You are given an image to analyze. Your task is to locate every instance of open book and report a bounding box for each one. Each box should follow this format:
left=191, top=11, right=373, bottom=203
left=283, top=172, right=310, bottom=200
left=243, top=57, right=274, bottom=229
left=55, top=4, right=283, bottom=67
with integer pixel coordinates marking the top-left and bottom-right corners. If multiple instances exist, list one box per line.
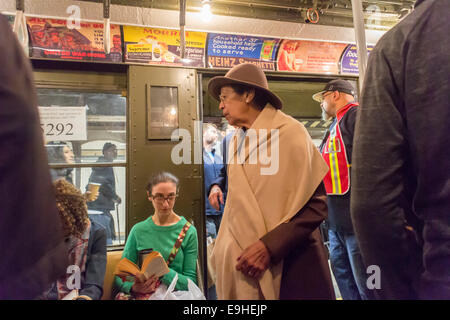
left=114, top=251, right=169, bottom=281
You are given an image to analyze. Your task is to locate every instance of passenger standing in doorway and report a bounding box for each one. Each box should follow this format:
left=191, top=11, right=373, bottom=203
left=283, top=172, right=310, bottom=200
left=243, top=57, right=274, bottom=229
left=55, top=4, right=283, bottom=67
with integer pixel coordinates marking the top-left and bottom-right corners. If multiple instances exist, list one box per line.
left=203, top=124, right=224, bottom=239
left=314, top=79, right=373, bottom=300
left=0, top=14, right=68, bottom=299
left=351, top=0, right=450, bottom=299
left=208, top=124, right=235, bottom=214
left=208, top=63, right=334, bottom=300
left=87, top=143, right=121, bottom=245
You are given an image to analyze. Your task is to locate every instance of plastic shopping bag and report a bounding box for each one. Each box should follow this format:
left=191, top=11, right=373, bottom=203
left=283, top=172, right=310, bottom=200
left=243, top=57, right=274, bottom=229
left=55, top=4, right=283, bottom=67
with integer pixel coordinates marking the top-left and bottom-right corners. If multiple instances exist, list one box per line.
left=148, top=273, right=205, bottom=300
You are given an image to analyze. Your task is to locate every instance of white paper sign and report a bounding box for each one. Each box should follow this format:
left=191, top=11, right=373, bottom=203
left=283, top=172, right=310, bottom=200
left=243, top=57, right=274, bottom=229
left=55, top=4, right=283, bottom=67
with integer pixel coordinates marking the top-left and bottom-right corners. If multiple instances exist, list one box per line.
left=39, top=106, right=87, bottom=142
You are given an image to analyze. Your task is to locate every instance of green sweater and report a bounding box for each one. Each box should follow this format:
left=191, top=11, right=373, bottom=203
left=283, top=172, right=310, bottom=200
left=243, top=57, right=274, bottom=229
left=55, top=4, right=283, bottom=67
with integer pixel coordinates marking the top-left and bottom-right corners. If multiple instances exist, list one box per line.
left=114, top=216, right=198, bottom=294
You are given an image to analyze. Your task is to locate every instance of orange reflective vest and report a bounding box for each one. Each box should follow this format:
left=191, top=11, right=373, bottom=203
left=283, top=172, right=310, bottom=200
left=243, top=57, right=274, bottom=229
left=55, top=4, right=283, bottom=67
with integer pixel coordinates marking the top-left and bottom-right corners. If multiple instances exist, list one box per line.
left=321, top=102, right=358, bottom=195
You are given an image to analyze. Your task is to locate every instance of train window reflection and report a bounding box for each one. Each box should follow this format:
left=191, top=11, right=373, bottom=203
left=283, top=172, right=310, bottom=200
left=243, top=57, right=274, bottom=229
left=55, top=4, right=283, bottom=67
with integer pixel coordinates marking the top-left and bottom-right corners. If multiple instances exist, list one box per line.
left=147, top=86, right=179, bottom=139
left=47, top=166, right=126, bottom=246
left=37, top=89, right=127, bottom=165
left=39, top=88, right=127, bottom=247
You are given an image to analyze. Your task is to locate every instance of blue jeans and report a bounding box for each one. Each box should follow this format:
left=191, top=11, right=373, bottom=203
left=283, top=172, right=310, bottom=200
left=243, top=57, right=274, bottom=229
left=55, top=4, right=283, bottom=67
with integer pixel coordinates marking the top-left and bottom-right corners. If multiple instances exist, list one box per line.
left=206, top=215, right=222, bottom=239
left=329, top=229, right=374, bottom=300
left=89, top=213, right=113, bottom=245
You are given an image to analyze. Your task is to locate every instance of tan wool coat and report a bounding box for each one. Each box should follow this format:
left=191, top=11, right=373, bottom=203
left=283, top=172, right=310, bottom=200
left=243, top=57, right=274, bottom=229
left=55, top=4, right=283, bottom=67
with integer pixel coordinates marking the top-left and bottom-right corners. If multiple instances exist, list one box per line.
left=211, top=104, right=335, bottom=299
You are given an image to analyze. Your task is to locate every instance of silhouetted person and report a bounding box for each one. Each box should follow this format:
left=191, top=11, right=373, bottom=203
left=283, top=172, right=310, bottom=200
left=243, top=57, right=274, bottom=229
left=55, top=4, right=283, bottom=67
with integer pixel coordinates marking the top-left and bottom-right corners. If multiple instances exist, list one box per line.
left=351, top=0, right=450, bottom=299
left=0, top=14, right=68, bottom=299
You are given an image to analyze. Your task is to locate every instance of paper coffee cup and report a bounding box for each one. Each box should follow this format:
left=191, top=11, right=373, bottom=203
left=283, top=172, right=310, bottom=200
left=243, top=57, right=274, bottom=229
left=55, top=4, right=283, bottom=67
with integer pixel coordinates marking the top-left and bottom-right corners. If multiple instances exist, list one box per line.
left=87, top=183, right=101, bottom=202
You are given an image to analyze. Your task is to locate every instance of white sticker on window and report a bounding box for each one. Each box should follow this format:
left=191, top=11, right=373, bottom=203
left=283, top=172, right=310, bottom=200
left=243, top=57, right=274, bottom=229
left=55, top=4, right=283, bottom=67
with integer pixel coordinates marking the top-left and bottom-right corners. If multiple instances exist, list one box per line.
left=39, top=106, right=87, bottom=142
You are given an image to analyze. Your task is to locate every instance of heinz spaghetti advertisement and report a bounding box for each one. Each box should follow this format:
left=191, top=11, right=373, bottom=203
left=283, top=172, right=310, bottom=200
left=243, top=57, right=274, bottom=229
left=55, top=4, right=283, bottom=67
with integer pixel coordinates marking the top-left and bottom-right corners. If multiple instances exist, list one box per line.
left=207, top=33, right=280, bottom=71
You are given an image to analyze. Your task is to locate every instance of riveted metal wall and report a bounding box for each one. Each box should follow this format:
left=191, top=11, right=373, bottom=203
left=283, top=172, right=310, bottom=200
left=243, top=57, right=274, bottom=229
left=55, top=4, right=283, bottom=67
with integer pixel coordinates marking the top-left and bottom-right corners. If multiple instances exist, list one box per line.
left=128, top=65, right=206, bottom=289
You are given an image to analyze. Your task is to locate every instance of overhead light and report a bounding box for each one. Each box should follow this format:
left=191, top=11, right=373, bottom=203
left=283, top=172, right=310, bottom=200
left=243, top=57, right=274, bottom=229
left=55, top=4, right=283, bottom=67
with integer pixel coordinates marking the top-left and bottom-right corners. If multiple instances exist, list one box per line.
left=201, top=1, right=213, bottom=23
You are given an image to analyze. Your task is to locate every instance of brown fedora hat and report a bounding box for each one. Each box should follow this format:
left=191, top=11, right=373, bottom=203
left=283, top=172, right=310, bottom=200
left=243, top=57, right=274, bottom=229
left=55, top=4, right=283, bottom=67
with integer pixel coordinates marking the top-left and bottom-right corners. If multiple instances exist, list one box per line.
left=208, top=63, right=283, bottom=109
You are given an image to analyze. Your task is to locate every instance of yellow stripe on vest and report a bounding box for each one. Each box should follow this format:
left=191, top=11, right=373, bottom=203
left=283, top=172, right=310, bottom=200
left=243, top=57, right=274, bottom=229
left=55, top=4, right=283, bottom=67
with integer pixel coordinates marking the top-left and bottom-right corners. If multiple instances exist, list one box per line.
left=329, top=147, right=336, bottom=194
left=332, top=138, right=342, bottom=193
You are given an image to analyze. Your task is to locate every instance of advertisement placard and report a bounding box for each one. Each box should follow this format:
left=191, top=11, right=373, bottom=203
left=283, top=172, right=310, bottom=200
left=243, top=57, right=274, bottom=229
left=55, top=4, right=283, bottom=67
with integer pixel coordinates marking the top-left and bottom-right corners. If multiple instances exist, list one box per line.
left=277, top=40, right=347, bottom=74
left=27, top=17, right=123, bottom=62
left=207, top=33, right=280, bottom=71
left=123, top=26, right=207, bottom=67
left=339, top=44, right=374, bottom=74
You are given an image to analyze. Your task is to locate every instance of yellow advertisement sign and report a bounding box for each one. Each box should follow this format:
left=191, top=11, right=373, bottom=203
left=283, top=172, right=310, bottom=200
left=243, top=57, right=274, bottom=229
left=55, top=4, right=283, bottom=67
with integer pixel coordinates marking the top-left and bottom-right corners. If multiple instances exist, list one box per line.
left=123, top=26, right=207, bottom=67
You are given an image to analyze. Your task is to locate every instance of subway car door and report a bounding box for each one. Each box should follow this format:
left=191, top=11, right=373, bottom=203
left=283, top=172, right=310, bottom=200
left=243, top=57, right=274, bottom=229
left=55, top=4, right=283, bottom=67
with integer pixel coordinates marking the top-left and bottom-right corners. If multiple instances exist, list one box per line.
left=128, top=66, right=206, bottom=289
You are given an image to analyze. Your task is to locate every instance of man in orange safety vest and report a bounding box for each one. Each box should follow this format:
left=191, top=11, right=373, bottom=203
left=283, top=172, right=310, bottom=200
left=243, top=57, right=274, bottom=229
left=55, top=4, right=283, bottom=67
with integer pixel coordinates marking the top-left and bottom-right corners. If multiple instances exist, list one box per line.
left=315, top=79, right=374, bottom=300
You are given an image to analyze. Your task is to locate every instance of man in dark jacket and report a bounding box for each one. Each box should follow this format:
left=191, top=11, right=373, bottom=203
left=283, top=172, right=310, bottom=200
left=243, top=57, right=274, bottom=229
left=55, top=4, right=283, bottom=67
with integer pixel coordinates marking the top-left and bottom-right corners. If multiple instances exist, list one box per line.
left=0, top=14, right=68, bottom=299
left=87, top=143, right=121, bottom=245
left=315, top=79, right=373, bottom=300
left=208, top=130, right=233, bottom=213
left=203, top=125, right=224, bottom=239
left=351, top=0, right=450, bottom=299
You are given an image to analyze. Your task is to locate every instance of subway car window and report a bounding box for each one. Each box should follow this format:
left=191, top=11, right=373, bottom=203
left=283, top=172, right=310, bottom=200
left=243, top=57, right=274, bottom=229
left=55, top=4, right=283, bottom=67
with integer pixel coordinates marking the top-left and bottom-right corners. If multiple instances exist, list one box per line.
left=38, top=89, right=127, bottom=247
left=148, top=86, right=179, bottom=139
left=37, top=89, right=126, bottom=165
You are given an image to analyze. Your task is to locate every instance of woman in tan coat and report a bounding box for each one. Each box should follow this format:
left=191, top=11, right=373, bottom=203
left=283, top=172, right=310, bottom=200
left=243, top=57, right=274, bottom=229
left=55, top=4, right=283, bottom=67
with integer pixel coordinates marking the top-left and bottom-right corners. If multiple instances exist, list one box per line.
left=208, top=63, right=335, bottom=300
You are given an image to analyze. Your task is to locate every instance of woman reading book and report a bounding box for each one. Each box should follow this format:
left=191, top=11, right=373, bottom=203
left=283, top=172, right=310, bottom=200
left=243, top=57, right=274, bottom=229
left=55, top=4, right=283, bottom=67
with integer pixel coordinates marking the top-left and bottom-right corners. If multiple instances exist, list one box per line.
left=114, top=172, right=198, bottom=300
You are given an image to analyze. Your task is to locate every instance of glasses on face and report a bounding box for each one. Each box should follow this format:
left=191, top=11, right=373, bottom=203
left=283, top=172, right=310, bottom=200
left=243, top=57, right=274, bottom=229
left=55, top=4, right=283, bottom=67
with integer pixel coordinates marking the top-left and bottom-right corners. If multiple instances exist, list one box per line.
left=219, top=94, right=230, bottom=103
left=219, top=90, right=237, bottom=103
left=151, top=194, right=178, bottom=203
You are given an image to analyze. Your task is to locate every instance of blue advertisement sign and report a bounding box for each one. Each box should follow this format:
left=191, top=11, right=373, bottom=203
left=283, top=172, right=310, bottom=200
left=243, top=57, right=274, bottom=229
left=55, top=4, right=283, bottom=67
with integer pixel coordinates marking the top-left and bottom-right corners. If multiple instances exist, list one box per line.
left=207, top=33, right=281, bottom=70
left=340, top=44, right=374, bottom=74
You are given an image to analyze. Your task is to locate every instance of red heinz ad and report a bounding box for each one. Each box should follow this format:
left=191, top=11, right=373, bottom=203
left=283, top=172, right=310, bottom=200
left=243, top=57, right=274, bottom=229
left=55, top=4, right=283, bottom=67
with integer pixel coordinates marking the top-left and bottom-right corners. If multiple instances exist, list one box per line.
left=27, top=17, right=123, bottom=62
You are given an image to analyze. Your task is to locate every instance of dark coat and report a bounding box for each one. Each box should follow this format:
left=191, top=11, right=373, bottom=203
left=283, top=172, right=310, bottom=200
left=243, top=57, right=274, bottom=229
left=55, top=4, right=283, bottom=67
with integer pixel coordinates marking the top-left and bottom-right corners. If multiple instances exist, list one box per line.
left=87, top=156, right=119, bottom=211
left=351, top=0, right=450, bottom=300
left=80, top=220, right=107, bottom=299
left=50, top=168, right=73, bottom=184
left=44, top=220, right=107, bottom=300
left=319, top=105, right=358, bottom=234
left=261, top=183, right=335, bottom=299
left=0, top=15, right=68, bottom=299
left=203, top=149, right=224, bottom=215
left=209, top=133, right=232, bottom=199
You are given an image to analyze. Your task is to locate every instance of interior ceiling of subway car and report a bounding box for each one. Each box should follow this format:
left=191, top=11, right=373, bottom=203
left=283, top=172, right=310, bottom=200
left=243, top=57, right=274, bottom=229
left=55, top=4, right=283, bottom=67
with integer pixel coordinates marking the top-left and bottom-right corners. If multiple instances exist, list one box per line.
left=0, top=0, right=416, bottom=44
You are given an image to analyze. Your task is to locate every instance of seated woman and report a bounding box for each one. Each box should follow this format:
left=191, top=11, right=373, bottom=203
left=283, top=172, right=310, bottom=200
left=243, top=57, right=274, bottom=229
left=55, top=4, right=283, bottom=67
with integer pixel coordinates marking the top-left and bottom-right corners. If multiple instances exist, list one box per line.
left=114, top=172, right=198, bottom=300
left=46, top=141, right=75, bottom=184
left=40, top=179, right=107, bottom=300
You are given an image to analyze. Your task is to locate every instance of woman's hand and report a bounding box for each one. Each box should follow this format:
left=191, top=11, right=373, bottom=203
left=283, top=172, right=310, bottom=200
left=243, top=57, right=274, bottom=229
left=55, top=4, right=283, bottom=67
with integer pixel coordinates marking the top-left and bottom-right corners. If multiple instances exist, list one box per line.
left=236, top=240, right=271, bottom=280
left=131, top=273, right=160, bottom=295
